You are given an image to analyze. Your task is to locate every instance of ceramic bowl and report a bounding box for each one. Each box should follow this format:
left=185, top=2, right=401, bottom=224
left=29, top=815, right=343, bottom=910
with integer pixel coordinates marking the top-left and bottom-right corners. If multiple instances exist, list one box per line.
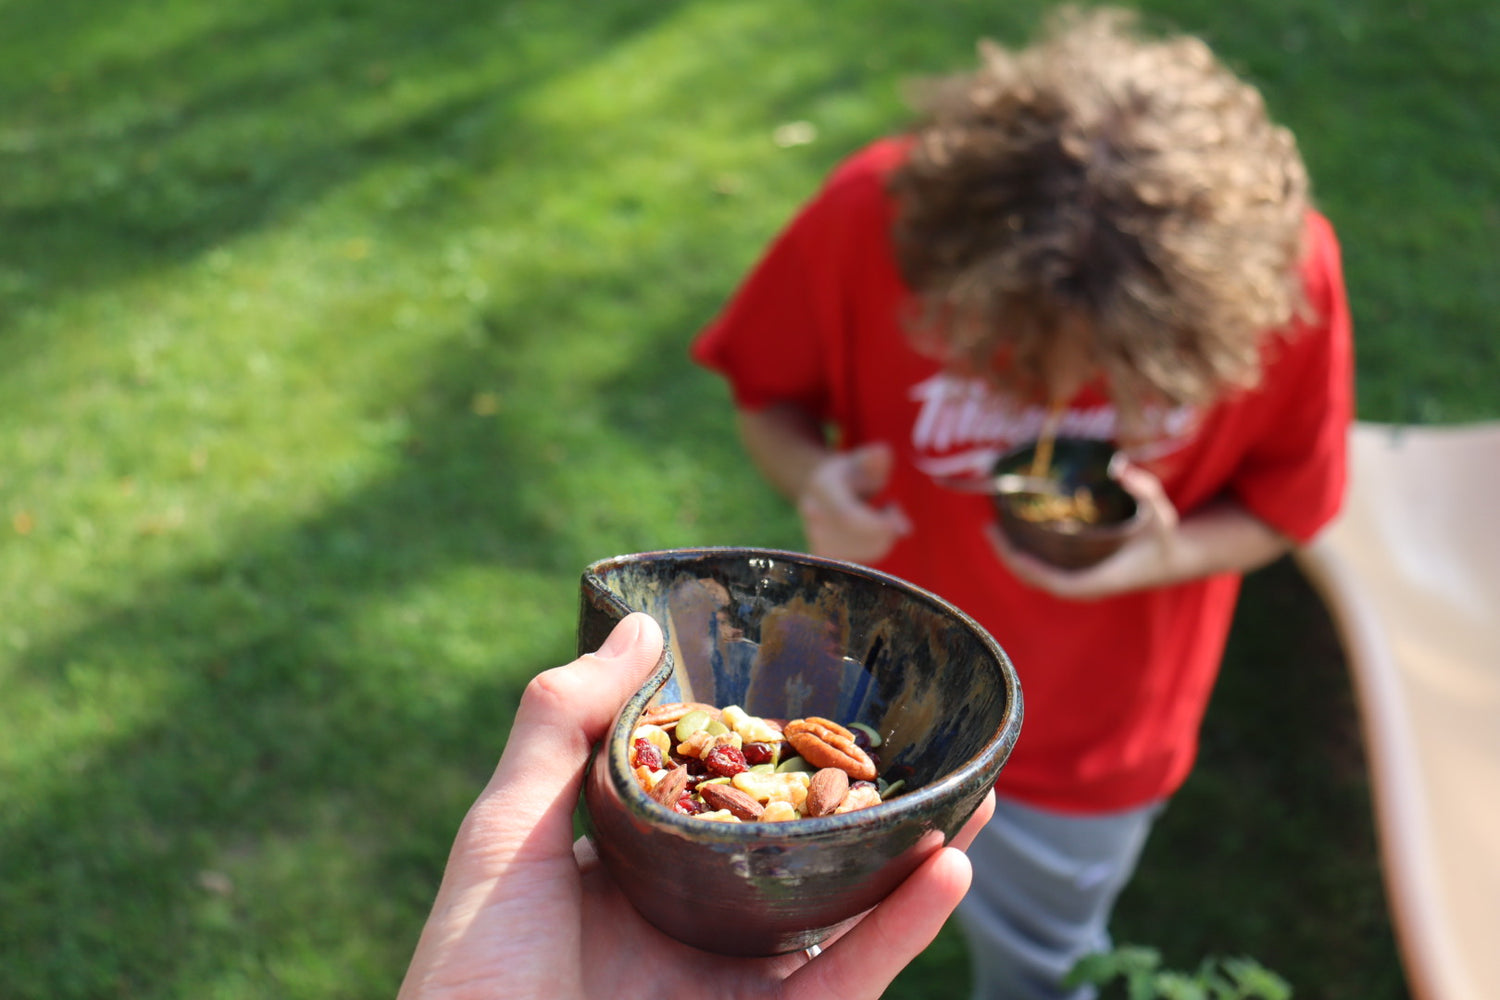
left=577, top=547, right=1022, bottom=957
left=992, top=437, right=1144, bottom=570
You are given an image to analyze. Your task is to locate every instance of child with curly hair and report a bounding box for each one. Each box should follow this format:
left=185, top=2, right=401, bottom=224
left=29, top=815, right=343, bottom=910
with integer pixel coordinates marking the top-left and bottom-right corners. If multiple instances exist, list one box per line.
left=691, top=7, right=1352, bottom=998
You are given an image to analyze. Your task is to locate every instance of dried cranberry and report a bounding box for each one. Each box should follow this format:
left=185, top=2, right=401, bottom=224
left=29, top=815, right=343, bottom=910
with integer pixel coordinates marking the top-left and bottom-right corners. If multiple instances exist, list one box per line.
left=632, top=738, right=663, bottom=771
left=702, top=744, right=749, bottom=777
left=852, top=728, right=874, bottom=750
left=742, top=741, right=776, bottom=765
left=673, top=793, right=703, bottom=815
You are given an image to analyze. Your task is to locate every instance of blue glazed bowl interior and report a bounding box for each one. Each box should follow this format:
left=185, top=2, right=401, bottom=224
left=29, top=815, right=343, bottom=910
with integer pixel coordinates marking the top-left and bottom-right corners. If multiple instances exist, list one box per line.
left=577, top=547, right=1022, bottom=957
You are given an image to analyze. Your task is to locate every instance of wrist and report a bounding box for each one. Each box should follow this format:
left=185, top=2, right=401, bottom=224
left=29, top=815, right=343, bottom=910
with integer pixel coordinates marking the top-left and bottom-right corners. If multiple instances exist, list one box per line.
left=1167, top=502, right=1290, bottom=581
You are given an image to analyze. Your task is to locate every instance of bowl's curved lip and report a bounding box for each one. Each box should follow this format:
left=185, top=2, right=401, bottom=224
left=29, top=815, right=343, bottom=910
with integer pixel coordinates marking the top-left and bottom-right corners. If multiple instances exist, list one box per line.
left=583, top=546, right=1024, bottom=846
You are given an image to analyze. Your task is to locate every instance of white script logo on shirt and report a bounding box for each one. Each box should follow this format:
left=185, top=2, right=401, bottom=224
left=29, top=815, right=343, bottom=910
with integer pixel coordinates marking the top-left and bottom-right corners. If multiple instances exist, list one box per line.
left=908, top=373, right=1198, bottom=479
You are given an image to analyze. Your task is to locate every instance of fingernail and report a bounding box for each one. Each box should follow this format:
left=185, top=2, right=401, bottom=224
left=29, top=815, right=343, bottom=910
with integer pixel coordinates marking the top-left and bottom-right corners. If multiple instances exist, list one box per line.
left=595, top=615, right=641, bottom=659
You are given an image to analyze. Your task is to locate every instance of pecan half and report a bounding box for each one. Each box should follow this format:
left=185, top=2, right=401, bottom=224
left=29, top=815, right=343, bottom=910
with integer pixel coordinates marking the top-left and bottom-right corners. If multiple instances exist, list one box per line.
left=783, top=717, right=878, bottom=782
left=639, top=701, right=721, bottom=728
left=805, top=767, right=850, bottom=817
left=699, top=782, right=766, bottom=821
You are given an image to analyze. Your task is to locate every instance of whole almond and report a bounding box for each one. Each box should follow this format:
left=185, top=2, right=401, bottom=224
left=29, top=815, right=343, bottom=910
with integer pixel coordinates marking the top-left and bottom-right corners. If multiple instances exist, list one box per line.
left=699, top=782, right=766, bottom=821
left=805, top=767, right=850, bottom=817
left=649, top=764, right=689, bottom=807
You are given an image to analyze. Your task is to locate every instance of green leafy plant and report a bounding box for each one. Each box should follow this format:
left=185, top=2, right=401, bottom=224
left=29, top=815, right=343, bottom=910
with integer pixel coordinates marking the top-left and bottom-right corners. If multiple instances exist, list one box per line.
left=1067, top=945, right=1292, bottom=1000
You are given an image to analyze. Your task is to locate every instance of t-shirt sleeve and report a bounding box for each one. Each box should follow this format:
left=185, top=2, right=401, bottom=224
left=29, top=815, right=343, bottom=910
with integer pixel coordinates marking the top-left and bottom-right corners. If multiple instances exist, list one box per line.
left=689, top=198, right=832, bottom=418
left=1229, top=212, right=1355, bottom=543
left=690, top=140, right=907, bottom=421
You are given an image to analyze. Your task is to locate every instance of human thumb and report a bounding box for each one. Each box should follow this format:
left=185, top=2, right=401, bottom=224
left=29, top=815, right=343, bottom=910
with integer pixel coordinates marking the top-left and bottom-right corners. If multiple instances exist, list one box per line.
left=848, top=441, right=896, bottom=496
left=481, top=613, right=664, bottom=835
left=1110, top=458, right=1178, bottom=532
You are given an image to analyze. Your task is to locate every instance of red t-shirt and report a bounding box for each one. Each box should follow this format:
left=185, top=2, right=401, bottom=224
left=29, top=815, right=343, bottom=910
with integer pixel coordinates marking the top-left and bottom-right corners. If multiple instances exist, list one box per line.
left=691, top=139, right=1354, bottom=813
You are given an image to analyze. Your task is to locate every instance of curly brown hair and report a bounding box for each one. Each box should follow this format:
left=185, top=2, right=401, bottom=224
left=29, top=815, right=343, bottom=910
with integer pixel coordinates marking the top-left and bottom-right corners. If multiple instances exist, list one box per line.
left=889, top=6, right=1311, bottom=411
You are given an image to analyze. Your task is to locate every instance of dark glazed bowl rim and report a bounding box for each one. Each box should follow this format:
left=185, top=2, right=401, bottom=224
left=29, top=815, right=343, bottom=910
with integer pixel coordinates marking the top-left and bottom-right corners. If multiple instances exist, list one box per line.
left=582, top=547, right=1024, bottom=845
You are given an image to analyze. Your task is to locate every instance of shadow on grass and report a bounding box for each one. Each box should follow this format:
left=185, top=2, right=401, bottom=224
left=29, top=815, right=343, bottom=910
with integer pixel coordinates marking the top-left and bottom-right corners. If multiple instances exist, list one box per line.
left=0, top=175, right=786, bottom=997
left=0, top=397, right=596, bottom=993
left=0, top=0, right=679, bottom=322
left=0, top=7, right=727, bottom=995
left=0, top=2, right=1419, bottom=997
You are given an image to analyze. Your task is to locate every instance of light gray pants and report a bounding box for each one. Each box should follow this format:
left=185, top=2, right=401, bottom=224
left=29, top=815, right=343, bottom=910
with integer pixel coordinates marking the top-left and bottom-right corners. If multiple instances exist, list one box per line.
left=955, top=796, right=1164, bottom=1000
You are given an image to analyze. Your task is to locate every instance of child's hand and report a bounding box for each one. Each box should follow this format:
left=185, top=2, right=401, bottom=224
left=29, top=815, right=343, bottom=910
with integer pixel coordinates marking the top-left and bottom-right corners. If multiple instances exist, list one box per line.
left=986, top=457, right=1181, bottom=600
left=797, top=443, right=913, bottom=564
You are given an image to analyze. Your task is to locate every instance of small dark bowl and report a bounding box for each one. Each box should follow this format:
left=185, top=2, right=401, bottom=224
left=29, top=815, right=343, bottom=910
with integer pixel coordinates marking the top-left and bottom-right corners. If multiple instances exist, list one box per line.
left=992, top=437, right=1144, bottom=570
left=577, top=547, right=1022, bottom=957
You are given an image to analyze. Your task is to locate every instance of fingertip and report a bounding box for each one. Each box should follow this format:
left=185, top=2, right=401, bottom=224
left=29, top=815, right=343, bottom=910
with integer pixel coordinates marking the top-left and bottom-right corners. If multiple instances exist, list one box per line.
left=909, top=844, right=977, bottom=923
left=953, top=789, right=996, bottom=852
left=516, top=614, right=662, bottom=748
left=855, top=440, right=897, bottom=483
left=594, top=611, right=662, bottom=660
left=791, top=844, right=972, bottom=998
left=928, top=844, right=974, bottom=900
left=880, top=847, right=973, bottom=929
left=976, top=787, right=996, bottom=823
left=634, top=610, right=664, bottom=650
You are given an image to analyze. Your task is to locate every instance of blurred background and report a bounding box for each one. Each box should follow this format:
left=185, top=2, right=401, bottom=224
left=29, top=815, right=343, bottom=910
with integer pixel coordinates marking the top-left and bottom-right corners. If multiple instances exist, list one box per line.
left=1, top=0, right=1494, bottom=996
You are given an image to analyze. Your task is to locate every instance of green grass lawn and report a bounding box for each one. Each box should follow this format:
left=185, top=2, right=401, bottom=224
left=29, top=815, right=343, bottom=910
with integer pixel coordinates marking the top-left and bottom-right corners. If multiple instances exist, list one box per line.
left=1, top=1, right=1495, bottom=997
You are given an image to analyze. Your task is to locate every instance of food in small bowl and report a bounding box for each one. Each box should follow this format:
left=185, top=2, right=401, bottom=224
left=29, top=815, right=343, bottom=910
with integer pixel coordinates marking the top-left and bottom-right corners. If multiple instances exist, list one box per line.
left=577, top=547, right=1022, bottom=957
left=629, top=701, right=900, bottom=822
left=991, top=437, right=1144, bottom=570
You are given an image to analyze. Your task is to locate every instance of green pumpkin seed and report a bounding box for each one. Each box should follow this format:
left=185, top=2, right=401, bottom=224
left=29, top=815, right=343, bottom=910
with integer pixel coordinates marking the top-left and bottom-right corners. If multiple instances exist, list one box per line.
left=674, top=710, right=712, bottom=743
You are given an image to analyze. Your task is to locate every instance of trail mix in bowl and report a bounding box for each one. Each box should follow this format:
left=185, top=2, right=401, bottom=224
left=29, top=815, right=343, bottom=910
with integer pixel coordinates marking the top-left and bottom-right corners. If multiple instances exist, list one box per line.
left=629, top=702, right=907, bottom=822
left=1009, top=485, right=1102, bottom=528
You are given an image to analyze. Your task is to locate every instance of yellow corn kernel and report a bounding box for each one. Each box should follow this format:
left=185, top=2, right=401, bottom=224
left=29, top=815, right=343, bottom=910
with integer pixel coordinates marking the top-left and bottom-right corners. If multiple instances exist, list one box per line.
left=631, top=724, right=673, bottom=756
left=697, top=809, right=742, bottom=823
left=732, top=770, right=810, bottom=809
left=760, top=800, right=800, bottom=822
left=721, top=705, right=783, bottom=744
